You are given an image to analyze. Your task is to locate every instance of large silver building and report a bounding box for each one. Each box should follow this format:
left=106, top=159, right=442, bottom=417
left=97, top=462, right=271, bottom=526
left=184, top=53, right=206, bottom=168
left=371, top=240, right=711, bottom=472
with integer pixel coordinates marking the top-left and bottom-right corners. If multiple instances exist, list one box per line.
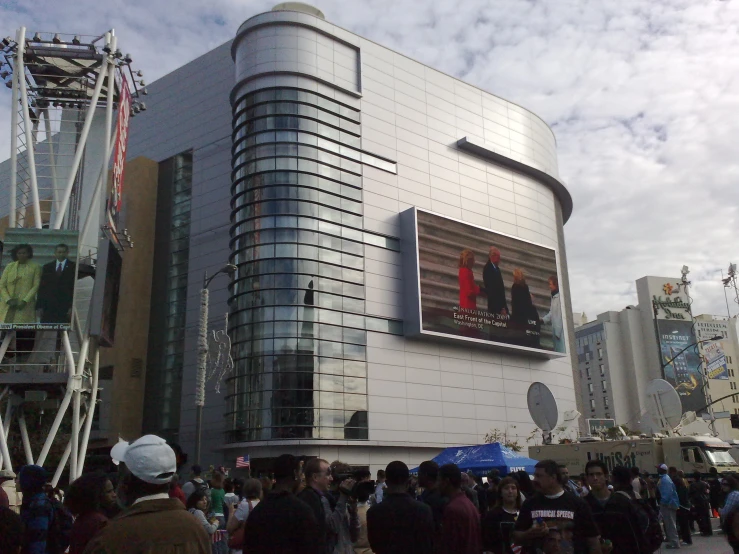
left=0, top=3, right=580, bottom=472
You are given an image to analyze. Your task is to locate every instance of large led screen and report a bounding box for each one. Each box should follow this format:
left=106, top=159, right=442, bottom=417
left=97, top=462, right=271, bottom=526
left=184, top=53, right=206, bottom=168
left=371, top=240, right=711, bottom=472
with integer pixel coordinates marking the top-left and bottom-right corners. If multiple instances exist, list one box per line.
left=0, top=229, right=79, bottom=330
left=400, top=208, right=565, bottom=354
left=657, top=319, right=708, bottom=416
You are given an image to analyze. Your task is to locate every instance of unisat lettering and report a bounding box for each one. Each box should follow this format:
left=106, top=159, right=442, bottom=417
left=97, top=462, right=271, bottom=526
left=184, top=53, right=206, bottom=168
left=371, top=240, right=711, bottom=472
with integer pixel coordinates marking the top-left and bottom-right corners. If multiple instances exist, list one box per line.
left=586, top=450, right=639, bottom=470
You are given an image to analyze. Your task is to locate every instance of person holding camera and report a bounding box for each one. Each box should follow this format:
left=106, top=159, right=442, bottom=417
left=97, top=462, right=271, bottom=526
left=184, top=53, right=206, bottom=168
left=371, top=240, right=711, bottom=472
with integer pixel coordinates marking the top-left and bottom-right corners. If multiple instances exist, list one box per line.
left=298, top=458, right=360, bottom=554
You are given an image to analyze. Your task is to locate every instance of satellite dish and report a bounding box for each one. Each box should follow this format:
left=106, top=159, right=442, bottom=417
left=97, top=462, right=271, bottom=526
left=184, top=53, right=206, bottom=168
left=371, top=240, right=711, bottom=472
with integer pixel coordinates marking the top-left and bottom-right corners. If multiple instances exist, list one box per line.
left=527, top=382, right=559, bottom=432
left=645, top=379, right=683, bottom=432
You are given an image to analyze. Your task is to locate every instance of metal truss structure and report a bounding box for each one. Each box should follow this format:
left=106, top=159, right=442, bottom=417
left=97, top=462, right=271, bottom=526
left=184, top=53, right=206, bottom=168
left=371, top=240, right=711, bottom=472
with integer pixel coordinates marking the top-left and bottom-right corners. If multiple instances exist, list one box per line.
left=0, top=28, right=144, bottom=484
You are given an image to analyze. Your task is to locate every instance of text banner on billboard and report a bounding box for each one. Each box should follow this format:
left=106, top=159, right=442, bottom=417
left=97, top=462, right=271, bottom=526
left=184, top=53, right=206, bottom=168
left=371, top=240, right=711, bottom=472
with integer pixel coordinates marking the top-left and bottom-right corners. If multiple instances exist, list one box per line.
left=400, top=208, right=565, bottom=355
left=657, top=319, right=708, bottom=416
left=109, top=74, right=132, bottom=226
left=0, top=229, right=80, bottom=330
left=704, top=340, right=729, bottom=380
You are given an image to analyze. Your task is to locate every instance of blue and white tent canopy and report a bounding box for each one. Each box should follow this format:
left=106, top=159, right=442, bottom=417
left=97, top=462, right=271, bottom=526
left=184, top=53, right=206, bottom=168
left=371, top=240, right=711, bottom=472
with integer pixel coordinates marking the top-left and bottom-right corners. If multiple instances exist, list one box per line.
left=411, top=443, right=538, bottom=477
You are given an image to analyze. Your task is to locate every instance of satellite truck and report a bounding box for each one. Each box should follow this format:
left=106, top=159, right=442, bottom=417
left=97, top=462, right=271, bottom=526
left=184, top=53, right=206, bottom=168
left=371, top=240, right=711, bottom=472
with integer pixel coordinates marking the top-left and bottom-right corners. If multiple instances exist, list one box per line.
left=528, top=434, right=739, bottom=476
left=526, top=379, right=739, bottom=475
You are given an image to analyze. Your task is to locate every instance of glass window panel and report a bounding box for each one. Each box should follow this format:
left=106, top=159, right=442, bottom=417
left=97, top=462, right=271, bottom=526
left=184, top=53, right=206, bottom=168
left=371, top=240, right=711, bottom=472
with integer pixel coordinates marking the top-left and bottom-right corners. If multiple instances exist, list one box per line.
left=319, top=393, right=344, bottom=410
left=273, top=321, right=298, bottom=338
left=319, top=357, right=344, bottom=375
left=344, top=344, right=366, bottom=361
left=274, top=288, right=297, bottom=305
left=344, top=394, right=368, bottom=412
left=275, top=243, right=298, bottom=258
left=344, top=377, right=366, bottom=395
left=319, top=427, right=343, bottom=439
left=343, top=361, right=366, bottom=378
left=319, top=324, right=343, bottom=342
left=318, top=340, right=343, bottom=358
left=345, top=427, right=368, bottom=440
left=274, top=306, right=298, bottom=321
left=343, top=328, right=366, bottom=345
left=319, top=374, right=343, bottom=392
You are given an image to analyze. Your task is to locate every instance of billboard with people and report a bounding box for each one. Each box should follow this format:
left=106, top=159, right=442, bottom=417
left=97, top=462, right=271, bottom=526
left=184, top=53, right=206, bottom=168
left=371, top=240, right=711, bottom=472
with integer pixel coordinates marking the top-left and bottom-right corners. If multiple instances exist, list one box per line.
left=0, top=229, right=79, bottom=330
left=657, top=319, right=708, bottom=416
left=400, top=208, right=565, bottom=354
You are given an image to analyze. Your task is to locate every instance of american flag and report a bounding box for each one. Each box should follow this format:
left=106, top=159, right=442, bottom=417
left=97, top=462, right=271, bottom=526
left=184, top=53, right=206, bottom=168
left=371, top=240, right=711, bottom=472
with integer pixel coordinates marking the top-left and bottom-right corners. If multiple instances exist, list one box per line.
left=236, top=455, right=250, bottom=469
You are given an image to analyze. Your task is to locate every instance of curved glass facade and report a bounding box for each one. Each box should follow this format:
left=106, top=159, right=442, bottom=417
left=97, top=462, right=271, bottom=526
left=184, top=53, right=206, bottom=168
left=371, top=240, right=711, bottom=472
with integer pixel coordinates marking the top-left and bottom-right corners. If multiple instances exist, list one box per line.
left=227, top=87, right=398, bottom=443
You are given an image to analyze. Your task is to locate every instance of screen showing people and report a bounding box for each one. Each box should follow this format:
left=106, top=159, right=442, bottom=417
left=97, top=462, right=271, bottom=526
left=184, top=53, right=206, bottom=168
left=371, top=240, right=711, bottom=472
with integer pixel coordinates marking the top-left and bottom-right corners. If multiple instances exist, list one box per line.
left=0, top=229, right=79, bottom=330
left=415, top=209, right=565, bottom=353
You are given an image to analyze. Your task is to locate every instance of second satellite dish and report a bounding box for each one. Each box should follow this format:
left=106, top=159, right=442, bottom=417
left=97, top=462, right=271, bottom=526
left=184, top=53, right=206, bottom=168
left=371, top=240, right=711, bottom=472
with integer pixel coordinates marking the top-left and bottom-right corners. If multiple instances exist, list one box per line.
left=527, top=382, right=559, bottom=432
left=645, top=378, right=683, bottom=432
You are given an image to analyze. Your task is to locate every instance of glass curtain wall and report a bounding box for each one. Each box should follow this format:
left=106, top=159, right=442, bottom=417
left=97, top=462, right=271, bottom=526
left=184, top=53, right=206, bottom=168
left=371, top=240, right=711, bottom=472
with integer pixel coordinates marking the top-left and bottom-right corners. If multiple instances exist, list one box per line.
left=227, top=87, right=371, bottom=442
left=143, top=151, right=193, bottom=440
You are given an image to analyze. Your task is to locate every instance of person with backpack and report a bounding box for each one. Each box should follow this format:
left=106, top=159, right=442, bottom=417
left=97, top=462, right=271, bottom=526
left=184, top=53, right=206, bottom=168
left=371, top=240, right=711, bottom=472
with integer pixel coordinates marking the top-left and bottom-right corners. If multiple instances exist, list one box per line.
left=182, top=465, right=210, bottom=503
left=227, top=478, right=262, bottom=554
left=583, top=461, right=646, bottom=554
left=19, top=464, right=72, bottom=554
left=64, top=472, right=117, bottom=554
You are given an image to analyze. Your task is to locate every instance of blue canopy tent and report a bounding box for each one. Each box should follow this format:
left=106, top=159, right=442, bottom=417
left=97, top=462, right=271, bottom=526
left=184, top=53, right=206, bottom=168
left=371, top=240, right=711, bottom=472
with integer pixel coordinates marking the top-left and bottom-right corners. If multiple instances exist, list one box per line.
left=411, top=443, right=539, bottom=477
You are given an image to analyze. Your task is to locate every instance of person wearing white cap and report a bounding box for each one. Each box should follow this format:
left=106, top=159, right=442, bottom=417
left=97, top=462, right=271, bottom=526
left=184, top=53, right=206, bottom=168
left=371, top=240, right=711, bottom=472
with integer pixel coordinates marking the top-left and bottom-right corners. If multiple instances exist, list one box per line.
left=83, top=435, right=210, bottom=554
left=657, top=464, right=680, bottom=549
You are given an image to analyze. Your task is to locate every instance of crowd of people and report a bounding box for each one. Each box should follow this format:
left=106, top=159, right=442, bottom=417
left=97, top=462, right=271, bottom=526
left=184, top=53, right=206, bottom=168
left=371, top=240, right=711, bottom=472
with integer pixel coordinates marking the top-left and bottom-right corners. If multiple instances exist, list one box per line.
left=1, top=434, right=739, bottom=554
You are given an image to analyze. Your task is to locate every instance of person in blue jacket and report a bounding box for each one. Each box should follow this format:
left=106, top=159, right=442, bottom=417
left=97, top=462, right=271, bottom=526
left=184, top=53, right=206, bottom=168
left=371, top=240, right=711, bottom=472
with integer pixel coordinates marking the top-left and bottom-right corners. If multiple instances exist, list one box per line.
left=657, top=464, right=680, bottom=549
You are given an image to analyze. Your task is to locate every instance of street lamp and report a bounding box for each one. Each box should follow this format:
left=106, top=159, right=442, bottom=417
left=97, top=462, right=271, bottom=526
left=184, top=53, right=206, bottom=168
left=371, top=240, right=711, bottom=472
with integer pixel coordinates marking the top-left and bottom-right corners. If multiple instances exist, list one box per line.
left=195, top=263, right=237, bottom=465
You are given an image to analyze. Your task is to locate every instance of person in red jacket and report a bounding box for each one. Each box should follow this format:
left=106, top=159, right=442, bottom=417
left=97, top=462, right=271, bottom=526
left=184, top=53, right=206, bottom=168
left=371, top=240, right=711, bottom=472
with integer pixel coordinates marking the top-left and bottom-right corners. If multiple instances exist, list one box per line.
left=169, top=475, right=186, bottom=506
left=439, top=463, right=482, bottom=554
left=458, top=249, right=482, bottom=310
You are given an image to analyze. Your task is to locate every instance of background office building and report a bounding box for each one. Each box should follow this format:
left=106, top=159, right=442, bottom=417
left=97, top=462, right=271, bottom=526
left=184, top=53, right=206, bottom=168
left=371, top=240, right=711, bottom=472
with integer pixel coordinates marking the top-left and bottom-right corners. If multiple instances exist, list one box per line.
left=0, top=3, right=580, bottom=471
left=576, top=275, right=739, bottom=439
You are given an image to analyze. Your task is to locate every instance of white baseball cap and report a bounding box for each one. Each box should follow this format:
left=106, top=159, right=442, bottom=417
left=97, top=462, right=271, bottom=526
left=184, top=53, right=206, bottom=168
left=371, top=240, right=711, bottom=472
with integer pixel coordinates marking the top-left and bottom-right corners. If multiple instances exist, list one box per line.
left=110, top=435, right=176, bottom=485
left=657, top=463, right=669, bottom=471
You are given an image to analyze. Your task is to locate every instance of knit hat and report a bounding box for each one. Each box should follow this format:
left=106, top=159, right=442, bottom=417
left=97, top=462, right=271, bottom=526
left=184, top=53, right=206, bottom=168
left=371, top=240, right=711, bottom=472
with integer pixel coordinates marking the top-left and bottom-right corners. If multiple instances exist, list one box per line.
left=19, top=465, right=47, bottom=492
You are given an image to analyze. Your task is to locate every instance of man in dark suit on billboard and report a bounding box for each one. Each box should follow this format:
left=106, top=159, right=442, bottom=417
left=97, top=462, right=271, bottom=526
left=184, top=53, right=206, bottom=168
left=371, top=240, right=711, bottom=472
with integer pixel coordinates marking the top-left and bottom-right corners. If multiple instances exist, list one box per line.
left=483, top=247, right=508, bottom=316
left=37, top=243, right=76, bottom=324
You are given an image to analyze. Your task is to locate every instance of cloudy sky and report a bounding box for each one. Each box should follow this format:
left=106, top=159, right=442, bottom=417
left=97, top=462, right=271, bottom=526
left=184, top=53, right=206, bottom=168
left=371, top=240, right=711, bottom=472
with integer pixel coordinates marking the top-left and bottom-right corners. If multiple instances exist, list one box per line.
left=2, top=0, right=739, bottom=319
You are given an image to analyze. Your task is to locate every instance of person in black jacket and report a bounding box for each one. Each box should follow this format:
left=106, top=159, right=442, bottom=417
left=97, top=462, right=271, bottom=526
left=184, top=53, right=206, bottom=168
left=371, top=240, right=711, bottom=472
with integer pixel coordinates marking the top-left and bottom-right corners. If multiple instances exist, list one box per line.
left=689, top=471, right=713, bottom=536
left=482, top=476, right=521, bottom=554
left=483, top=247, right=508, bottom=316
left=297, top=458, right=356, bottom=554
left=36, top=243, right=76, bottom=324
left=584, top=461, right=646, bottom=554
left=509, top=269, right=541, bottom=348
left=367, top=461, right=434, bottom=554
left=243, top=454, right=320, bottom=554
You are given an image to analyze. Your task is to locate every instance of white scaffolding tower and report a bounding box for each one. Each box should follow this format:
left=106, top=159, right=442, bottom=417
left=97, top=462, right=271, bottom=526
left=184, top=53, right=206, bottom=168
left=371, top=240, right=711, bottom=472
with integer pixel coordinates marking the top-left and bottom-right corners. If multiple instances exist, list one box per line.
left=0, top=28, right=144, bottom=484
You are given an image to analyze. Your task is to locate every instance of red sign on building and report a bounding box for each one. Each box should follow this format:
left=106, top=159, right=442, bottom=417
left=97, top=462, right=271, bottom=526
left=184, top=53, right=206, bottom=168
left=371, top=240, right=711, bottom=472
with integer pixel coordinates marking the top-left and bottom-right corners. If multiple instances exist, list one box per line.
left=110, top=75, right=132, bottom=219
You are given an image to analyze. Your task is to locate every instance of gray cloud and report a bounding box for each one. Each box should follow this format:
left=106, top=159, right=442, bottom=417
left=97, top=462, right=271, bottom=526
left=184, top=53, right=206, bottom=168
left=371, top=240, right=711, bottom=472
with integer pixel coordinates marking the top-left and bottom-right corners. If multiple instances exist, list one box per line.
left=2, top=0, right=739, bottom=319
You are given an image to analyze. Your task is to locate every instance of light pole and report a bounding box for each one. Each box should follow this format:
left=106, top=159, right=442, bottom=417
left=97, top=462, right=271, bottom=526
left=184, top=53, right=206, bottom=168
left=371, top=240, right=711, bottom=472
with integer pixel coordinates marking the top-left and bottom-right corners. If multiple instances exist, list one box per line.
left=195, top=263, right=237, bottom=466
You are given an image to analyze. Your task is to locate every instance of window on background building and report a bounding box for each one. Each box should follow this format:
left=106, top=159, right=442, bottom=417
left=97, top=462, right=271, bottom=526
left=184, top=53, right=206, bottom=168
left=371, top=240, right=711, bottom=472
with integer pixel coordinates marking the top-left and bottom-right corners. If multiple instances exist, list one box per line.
left=585, top=352, right=591, bottom=361
left=604, top=398, right=609, bottom=408
left=590, top=399, right=596, bottom=410
left=586, top=367, right=591, bottom=378
left=143, top=151, right=193, bottom=441
left=605, top=413, right=610, bottom=419
left=599, top=364, right=605, bottom=376
left=602, top=381, right=607, bottom=393
left=588, top=383, right=594, bottom=394
left=598, top=348, right=603, bottom=358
